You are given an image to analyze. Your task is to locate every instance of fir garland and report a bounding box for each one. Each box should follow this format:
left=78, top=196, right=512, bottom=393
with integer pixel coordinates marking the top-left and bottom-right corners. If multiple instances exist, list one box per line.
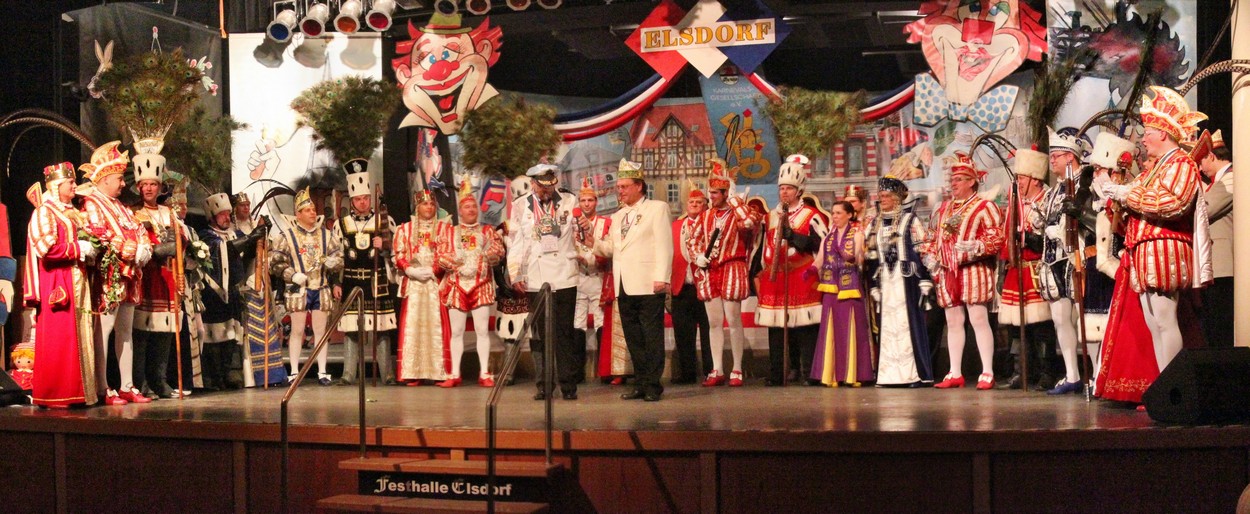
left=762, top=87, right=865, bottom=158
left=459, top=96, right=561, bottom=179
left=290, top=76, right=399, bottom=163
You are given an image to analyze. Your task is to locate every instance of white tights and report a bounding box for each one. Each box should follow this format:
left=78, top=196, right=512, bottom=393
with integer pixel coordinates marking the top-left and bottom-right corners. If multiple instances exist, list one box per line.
left=1051, top=299, right=1080, bottom=383
left=97, top=303, right=136, bottom=392
left=289, top=310, right=329, bottom=377
left=448, top=306, right=492, bottom=378
left=704, top=298, right=745, bottom=374
left=1140, top=292, right=1182, bottom=372
left=944, top=304, right=994, bottom=377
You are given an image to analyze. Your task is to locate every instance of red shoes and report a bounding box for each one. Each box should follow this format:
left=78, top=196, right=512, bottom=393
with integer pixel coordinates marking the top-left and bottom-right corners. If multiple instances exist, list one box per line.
left=101, top=389, right=128, bottom=406
left=117, top=387, right=152, bottom=404
left=437, top=377, right=462, bottom=388
left=976, top=373, right=994, bottom=390
left=478, top=374, right=495, bottom=387
left=702, top=371, right=726, bottom=387
left=934, top=373, right=965, bottom=389
left=609, top=377, right=625, bottom=386
left=406, top=380, right=422, bottom=387
left=728, top=371, right=744, bottom=387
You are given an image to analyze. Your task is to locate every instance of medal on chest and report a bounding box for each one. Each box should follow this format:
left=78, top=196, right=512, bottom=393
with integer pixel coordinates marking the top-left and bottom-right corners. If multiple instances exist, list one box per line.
left=355, top=231, right=370, bottom=250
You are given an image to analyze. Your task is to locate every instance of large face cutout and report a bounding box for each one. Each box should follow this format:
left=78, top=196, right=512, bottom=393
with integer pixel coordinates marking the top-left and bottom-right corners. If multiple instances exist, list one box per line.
left=906, top=0, right=1045, bottom=106
left=393, top=16, right=502, bottom=134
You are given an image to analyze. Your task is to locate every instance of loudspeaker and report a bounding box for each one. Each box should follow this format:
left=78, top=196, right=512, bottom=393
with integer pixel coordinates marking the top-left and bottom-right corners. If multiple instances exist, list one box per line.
left=0, top=369, right=29, bottom=406
left=1143, top=347, right=1250, bottom=424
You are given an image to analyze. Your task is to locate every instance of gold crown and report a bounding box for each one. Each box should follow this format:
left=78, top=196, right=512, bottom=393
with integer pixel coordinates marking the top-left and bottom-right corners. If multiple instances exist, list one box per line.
left=43, top=162, right=77, bottom=188
left=617, top=159, right=644, bottom=181
left=294, top=187, right=314, bottom=212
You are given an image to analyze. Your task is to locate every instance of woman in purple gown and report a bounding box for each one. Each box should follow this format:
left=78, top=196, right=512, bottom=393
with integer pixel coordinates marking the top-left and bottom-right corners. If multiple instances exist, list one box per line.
left=811, top=201, right=875, bottom=386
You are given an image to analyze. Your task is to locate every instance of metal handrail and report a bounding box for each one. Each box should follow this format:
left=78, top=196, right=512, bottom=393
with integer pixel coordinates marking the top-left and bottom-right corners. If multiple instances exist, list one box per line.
left=485, top=283, right=554, bottom=514
left=281, top=286, right=366, bottom=514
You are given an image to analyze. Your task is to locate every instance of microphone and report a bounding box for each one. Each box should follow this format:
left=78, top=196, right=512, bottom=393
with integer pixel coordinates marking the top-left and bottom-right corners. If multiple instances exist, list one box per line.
left=572, top=207, right=586, bottom=241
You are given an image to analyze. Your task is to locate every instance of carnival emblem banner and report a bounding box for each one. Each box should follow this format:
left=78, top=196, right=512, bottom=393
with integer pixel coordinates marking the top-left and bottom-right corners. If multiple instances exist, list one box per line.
left=627, top=0, right=790, bottom=79
left=699, top=67, right=781, bottom=206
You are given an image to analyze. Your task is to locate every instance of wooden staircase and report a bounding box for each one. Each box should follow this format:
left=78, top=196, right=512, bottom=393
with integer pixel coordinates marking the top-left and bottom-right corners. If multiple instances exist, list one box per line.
left=316, top=457, right=564, bottom=513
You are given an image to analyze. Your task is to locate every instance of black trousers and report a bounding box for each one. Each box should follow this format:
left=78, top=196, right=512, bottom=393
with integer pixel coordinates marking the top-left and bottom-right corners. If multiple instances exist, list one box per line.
left=617, top=289, right=667, bottom=396
left=135, top=330, right=173, bottom=393
left=769, top=325, right=818, bottom=384
left=1202, top=277, right=1235, bottom=347
left=669, top=284, right=711, bottom=381
left=528, top=287, right=579, bottom=394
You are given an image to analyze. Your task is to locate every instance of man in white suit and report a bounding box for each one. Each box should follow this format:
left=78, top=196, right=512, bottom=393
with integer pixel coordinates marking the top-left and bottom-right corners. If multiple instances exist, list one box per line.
left=1199, top=130, right=1233, bottom=347
left=584, top=159, right=673, bottom=402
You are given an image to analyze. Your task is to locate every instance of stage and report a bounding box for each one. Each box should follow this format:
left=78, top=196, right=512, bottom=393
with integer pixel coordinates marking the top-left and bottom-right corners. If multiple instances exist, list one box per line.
left=2, top=381, right=1249, bottom=513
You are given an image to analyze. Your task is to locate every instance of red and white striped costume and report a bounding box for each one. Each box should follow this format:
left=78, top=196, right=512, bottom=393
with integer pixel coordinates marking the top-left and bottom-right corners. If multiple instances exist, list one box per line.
left=82, top=190, right=147, bottom=308
left=997, top=186, right=1050, bottom=326
left=692, top=204, right=760, bottom=302
left=436, top=223, right=504, bottom=311
left=1121, top=147, right=1200, bottom=294
left=133, top=204, right=184, bottom=332
left=922, top=195, right=1004, bottom=308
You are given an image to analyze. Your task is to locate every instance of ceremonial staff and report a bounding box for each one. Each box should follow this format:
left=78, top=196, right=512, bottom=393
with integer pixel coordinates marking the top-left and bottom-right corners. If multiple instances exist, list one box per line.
left=368, top=185, right=391, bottom=387
left=769, top=202, right=791, bottom=386
left=172, top=214, right=186, bottom=399
left=970, top=134, right=1026, bottom=388
left=1064, top=164, right=1093, bottom=401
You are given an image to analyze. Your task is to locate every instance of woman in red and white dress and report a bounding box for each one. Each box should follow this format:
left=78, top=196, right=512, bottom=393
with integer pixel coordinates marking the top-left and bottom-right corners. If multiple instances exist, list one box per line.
left=921, top=152, right=1005, bottom=390
left=394, top=189, right=449, bottom=385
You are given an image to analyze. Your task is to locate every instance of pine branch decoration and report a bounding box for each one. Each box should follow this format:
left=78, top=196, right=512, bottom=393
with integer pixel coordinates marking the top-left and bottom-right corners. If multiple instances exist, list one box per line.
left=95, top=48, right=209, bottom=143
left=164, top=106, right=245, bottom=191
left=1028, top=48, right=1096, bottom=150
left=290, top=76, right=399, bottom=163
left=460, top=96, right=561, bottom=178
left=762, top=87, right=865, bottom=158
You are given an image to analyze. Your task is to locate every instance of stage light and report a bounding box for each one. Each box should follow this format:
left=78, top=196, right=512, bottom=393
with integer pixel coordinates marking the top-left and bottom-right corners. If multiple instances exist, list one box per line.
left=300, top=2, right=331, bottom=37
left=367, top=0, right=396, bottom=31
left=433, top=0, right=457, bottom=16
left=335, top=0, right=363, bottom=34
left=465, top=0, right=489, bottom=15
left=507, top=0, right=532, bottom=10
left=537, top=0, right=561, bottom=8
left=266, top=8, right=298, bottom=43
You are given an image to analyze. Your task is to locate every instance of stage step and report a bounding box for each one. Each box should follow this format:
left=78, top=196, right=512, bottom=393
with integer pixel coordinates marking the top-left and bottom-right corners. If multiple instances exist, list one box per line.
left=316, top=494, right=548, bottom=513
left=340, top=457, right=561, bottom=478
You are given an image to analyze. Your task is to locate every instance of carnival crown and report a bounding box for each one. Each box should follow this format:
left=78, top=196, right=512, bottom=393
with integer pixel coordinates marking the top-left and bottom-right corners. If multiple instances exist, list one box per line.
left=43, top=162, right=76, bottom=189
left=1048, top=127, right=1090, bottom=157
left=1212, top=129, right=1226, bottom=150
left=1186, top=129, right=1214, bottom=163
left=878, top=175, right=909, bottom=200
left=457, top=179, right=476, bottom=206
left=707, top=158, right=731, bottom=190
left=414, top=188, right=435, bottom=205
left=232, top=192, right=251, bottom=205
left=79, top=141, right=130, bottom=184
left=685, top=178, right=705, bottom=201
left=844, top=184, right=867, bottom=200
left=1139, top=86, right=1207, bottom=142
left=946, top=151, right=984, bottom=183
left=1013, top=148, right=1048, bottom=181
left=1088, top=132, right=1137, bottom=172
left=778, top=154, right=810, bottom=189
left=617, top=159, right=644, bottom=181
left=204, top=192, right=232, bottom=216
left=294, top=187, right=314, bottom=212
left=579, top=176, right=597, bottom=198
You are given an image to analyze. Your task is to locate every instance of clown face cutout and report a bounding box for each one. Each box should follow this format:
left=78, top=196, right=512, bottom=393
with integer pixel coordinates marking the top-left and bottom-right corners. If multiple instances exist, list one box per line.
left=905, top=0, right=1046, bottom=107
left=393, top=14, right=502, bottom=134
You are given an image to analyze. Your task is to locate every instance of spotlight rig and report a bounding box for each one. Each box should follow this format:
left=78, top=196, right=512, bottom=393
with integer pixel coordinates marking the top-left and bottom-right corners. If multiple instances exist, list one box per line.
left=266, top=0, right=399, bottom=43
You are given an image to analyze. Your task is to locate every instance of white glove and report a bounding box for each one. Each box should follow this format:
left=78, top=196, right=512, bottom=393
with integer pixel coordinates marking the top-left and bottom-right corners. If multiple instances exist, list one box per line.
left=919, top=280, right=933, bottom=298
left=953, top=240, right=983, bottom=255
left=922, top=254, right=938, bottom=272
left=77, top=241, right=97, bottom=260
left=135, top=245, right=152, bottom=266
left=404, top=266, right=421, bottom=280
left=1101, top=183, right=1130, bottom=202
left=458, top=264, right=476, bottom=278
left=1044, top=224, right=1064, bottom=240
left=870, top=288, right=881, bottom=303
left=291, top=272, right=309, bottom=286
left=414, top=266, right=435, bottom=281
left=693, top=255, right=710, bottom=268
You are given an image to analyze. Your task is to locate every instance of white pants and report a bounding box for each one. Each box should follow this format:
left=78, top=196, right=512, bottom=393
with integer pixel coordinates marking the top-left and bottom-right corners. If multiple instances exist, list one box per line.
left=944, top=304, right=994, bottom=377
left=448, top=306, right=492, bottom=378
left=288, top=310, right=329, bottom=377
left=1051, top=299, right=1081, bottom=384
left=704, top=297, right=745, bottom=374
left=574, top=279, right=603, bottom=333
left=97, top=303, right=137, bottom=393
left=1140, top=292, right=1182, bottom=372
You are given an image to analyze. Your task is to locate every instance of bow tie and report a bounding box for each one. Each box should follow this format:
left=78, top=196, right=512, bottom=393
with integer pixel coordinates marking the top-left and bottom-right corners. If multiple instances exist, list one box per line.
left=912, top=73, right=1019, bottom=133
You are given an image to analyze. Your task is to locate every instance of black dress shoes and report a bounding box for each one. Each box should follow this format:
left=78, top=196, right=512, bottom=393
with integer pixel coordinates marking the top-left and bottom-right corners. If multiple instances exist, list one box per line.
left=620, top=389, right=645, bottom=400
left=562, top=390, right=578, bottom=400
left=643, top=392, right=661, bottom=402
left=533, top=390, right=547, bottom=400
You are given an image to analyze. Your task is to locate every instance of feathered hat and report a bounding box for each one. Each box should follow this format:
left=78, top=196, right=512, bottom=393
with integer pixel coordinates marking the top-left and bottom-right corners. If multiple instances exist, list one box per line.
left=203, top=192, right=232, bottom=216
left=457, top=179, right=477, bottom=206
left=617, top=158, right=644, bottom=181
left=294, top=186, right=314, bottom=213
left=707, top=158, right=731, bottom=190
left=1088, top=132, right=1137, bottom=172
left=778, top=154, right=810, bottom=189
left=579, top=176, right=597, bottom=199
left=1139, top=86, right=1207, bottom=142
left=79, top=141, right=129, bottom=184
left=878, top=175, right=909, bottom=200
left=1014, top=148, right=1049, bottom=181
left=684, top=178, right=705, bottom=202
left=946, top=151, right=984, bottom=183
left=43, top=162, right=77, bottom=191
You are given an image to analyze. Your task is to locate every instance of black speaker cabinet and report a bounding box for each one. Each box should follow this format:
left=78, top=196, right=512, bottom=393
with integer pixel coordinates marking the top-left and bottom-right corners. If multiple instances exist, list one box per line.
left=1143, top=347, right=1250, bottom=424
